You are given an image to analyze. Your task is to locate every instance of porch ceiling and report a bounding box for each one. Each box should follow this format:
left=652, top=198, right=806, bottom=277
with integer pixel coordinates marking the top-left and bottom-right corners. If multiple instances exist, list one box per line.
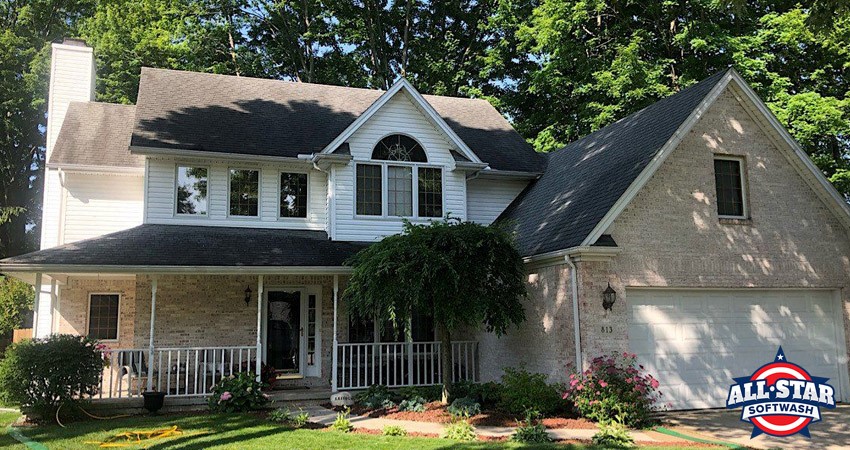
left=0, top=224, right=368, bottom=274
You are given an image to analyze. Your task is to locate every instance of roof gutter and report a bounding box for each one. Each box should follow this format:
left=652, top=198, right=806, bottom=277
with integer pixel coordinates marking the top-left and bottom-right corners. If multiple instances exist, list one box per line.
left=45, top=163, right=145, bottom=174
left=469, top=169, right=543, bottom=181
left=130, top=145, right=314, bottom=165
left=0, top=264, right=353, bottom=275
left=522, top=245, right=621, bottom=268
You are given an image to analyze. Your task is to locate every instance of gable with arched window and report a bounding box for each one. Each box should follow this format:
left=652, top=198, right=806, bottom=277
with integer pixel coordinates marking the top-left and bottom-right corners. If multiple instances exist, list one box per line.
left=355, top=134, right=443, bottom=218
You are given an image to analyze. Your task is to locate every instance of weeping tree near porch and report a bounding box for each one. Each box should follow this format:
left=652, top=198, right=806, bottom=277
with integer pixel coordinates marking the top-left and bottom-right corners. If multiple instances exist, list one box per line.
left=344, top=218, right=527, bottom=403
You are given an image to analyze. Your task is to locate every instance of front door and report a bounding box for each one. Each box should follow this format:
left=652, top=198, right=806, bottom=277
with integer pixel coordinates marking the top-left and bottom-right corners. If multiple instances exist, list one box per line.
left=266, top=290, right=302, bottom=375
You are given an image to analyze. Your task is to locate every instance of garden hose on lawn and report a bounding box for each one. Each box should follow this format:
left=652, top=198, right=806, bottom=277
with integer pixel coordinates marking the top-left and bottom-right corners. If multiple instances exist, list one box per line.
left=654, top=426, right=748, bottom=449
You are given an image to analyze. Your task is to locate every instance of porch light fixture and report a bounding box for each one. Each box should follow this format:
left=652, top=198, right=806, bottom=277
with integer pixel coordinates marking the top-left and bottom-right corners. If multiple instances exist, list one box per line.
left=602, top=282, right=617, bottom=311
left=244, top=286, right=252, bottom=307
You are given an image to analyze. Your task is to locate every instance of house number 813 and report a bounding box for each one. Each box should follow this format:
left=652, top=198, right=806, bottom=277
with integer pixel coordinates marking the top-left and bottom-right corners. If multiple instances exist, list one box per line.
left=600, top=326, right=613, bottom=334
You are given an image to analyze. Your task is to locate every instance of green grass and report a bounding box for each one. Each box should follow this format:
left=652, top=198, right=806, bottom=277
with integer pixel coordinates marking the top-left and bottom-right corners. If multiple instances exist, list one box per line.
left=0, top=412, right=710, bottom=449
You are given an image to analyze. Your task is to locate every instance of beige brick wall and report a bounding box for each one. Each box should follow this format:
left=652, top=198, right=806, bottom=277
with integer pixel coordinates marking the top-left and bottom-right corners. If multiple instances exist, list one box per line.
left=476, top=264, right=576, bottom=383
left=580, top=87, right=850, bottom=374
left=56, top=278, right=137, bottom=349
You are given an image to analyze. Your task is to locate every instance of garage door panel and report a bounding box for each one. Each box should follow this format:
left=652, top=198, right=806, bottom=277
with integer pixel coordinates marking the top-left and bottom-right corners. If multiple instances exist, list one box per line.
left=628, top=289, right=844, bottom=410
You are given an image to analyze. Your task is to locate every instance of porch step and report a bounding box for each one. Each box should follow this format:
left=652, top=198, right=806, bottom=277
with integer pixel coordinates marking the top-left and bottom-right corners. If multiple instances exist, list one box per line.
left=267, top=388, right=332, bottom=404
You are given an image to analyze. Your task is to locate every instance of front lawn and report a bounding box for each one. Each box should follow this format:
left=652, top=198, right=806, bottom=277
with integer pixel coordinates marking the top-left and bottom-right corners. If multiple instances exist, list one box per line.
left=0, top=412, right=714, bottom=450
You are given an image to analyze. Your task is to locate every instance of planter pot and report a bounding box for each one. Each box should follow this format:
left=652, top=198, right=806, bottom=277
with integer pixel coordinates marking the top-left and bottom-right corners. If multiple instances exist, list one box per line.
left=142, top=391, right=166, bottom=414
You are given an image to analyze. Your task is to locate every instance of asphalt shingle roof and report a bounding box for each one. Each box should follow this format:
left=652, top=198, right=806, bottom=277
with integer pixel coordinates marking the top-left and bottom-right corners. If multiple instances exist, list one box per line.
left=0, top=224, right=368, bottom=268
left=50, top=102, right=144, bottom=168
left=498, top=70, right=729, bottom=257
left=131, top=68, right=545, bottom=173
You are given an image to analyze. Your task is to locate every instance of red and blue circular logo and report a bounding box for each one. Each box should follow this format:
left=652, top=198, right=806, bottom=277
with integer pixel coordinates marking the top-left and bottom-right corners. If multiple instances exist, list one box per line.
left=726, top=347, right=836, bottom=438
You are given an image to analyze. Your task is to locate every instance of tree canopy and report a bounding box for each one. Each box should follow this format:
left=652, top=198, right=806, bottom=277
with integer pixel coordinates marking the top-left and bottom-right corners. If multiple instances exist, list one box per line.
left=2, top=0, right=850, bottom=260
left=344, top=219, right=527, bottom=400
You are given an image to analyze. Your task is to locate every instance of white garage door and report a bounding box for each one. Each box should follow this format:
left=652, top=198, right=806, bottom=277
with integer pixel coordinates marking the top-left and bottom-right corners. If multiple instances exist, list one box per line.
left=629, top=289, right=848, bottom=410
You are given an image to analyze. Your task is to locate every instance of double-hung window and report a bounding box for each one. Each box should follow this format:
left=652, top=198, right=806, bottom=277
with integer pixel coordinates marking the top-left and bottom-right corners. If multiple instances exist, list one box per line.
left=229, top=169, right=260, bottom=217
left=176, top=166, right=208, bottom=216
left=713, top=156, right=747, bottom=218
left=280, top=172, right=308, bottom=218
left=356, top=134, right=443, bottom=218
left=88, top=294, right=120, bottom=340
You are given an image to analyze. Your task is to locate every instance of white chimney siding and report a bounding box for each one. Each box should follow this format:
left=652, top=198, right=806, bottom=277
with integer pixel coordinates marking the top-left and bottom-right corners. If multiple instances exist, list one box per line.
left=36, top=40, right=96, bottom=338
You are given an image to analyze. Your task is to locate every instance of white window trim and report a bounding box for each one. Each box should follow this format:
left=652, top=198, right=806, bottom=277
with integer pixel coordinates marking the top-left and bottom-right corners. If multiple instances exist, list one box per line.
left=87, top=292, right=121, bottom=342
left=173, top=164, right=210, bottom=218
left=714, top=155, right=749, bottom=220
left=353, top=161, right=446, bottom=220
left=278, top=170, right=310, bottom=220
left=227, top=167, right=262, bottom=219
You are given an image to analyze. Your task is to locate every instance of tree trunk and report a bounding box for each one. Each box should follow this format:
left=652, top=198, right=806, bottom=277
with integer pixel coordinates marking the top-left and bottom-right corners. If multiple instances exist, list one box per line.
left=439, top=323, right=452, bottom=404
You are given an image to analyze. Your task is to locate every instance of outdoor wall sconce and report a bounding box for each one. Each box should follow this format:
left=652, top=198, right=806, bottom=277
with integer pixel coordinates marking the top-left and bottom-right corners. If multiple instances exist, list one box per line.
left=602, top=282, right=617, bottom=311
left=244, top=286, right=253, bottom=307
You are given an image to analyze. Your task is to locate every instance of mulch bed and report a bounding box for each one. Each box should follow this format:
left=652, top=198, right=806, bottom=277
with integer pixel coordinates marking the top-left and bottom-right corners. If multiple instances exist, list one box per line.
left=323, top=401, right=597, bottom=429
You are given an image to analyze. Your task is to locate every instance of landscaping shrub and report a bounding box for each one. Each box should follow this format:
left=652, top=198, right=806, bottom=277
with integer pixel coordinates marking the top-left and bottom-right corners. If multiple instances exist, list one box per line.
left=382, top=425, right=408, bottom=436
left=592, top=418, right=635, bottom=448
left=498, top=366, right=564, bottom=416
left=398, top=385, right=441, bottom=402
left=441, top=417, right=476, bottom=441
left=267, top=407, right=309, bottom=428
left=447, top=397, right=481, bottom=417
left=239, top=361, right=277, bottom=385
left=0, top=334, right=102, bottom=421
left=449, top=380, right=502, bottom=408
left=355, top=384, right=394, bottom=409
left=511, top=409, right=552, bottom=443
left=563, top=353, right=662, bottom=428
left=398, top=395, right=426, bottom=412
left=208, top=372, right=269, bottom=413
left=332, top=408, right=353, bottom=432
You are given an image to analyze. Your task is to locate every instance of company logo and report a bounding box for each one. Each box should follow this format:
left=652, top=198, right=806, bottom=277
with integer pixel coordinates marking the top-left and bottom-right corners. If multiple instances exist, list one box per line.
left=726, top=347, right=836, bottom=438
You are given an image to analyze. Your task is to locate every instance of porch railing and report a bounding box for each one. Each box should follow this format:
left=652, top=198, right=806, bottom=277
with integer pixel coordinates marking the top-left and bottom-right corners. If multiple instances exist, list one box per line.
left=95, top=346, right=257, bottom=399
left=336, top=341, right=478, bottom=390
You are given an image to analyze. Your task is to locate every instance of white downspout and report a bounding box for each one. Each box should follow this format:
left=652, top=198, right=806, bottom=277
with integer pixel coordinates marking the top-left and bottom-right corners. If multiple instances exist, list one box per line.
left=565, top=256, right=582, bottom=371
left=32, top=273, right=42, bottom=338
left=255, top=275, right=264, bottom=381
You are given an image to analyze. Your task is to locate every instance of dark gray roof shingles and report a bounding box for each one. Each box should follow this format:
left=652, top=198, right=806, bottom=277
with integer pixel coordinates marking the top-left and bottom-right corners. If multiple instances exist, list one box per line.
left=498, top=70, right=729, bottom=257
left=0, top=224, right=367, bottom=268
left=50, top=102, right=144, bottom=168
left=131, top=68, right=544, bottom=172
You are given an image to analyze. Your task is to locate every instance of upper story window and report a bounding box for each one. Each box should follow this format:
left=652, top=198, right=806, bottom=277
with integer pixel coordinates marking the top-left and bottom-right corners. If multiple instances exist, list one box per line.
left=88, top=294, right=119, bottom=340
left=229, top=169, right=260, bottom=217
left=713, top=156, right=747, bottom=218
left=280, top=172, right=308, bottom=218
left=176, top=166, right=208, bottom=216
left=356, top=134, right=443, bottom=218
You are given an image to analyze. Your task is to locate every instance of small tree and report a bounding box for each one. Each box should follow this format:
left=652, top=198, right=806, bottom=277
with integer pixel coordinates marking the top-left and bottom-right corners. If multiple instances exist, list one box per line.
left=345, top=218, right=527, bottom=403
left=0, top=275, right=34, bottom=337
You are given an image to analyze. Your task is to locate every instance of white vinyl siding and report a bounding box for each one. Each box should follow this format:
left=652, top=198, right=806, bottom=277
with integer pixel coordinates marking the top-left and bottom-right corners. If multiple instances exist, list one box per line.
left=334, top=92, right=467, bottom=241
left=62, top=173, right=144, bottom=243
left=145, top=158, right=327, bottom=230
left=466, top=178, right=528, bottom=225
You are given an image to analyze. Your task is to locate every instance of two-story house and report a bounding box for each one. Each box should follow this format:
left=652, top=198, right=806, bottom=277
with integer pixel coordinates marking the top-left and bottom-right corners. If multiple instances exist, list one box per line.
left=2, top=39, right=849, bottom=410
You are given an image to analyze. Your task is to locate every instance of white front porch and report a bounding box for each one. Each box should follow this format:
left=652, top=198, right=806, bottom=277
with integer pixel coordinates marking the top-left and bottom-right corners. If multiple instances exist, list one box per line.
left=64, top=273, right=479, bottom=400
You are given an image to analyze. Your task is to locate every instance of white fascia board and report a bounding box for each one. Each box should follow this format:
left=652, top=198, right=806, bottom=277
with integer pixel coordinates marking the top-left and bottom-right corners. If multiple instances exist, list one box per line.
left=131, top=146, right=313, bottom=165
left=46, top=163, right=145, bottom=175
left=579, top=71, right=734, bottom=247
left=523, top=245, right=622, bottom=268
left=319, top=78, right=483, bottom=164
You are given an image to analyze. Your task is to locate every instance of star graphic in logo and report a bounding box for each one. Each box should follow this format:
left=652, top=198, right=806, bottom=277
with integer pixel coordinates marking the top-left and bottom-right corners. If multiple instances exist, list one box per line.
left=776, top=351, right=784, bottom=361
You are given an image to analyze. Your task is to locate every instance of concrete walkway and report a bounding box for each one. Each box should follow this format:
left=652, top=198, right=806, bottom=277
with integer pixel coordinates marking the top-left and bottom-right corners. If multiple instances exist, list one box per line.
left=298, top=404, right=660, bottom=442
left=661, top=404, right=850, bottom=450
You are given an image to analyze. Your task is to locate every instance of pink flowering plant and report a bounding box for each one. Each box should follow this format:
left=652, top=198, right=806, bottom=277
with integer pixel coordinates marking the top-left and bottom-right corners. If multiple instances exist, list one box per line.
left=208, top=371, right=269, bottom=413
left=563, top=353, right=663, bottom=428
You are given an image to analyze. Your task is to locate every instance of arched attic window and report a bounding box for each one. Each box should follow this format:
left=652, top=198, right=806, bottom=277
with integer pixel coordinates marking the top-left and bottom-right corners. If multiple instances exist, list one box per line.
left=355, top=134, right=443, bottom=218
left=371, top=134, right=427, bottom=162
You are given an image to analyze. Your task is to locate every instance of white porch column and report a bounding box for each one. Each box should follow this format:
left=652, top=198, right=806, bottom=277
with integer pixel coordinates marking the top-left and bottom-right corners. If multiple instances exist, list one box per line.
left=331, top=275, right=339, bottom=392
left=147, top=276, right=158, bottom=392
left=32, top=273, right=42, bottom=338
left=255, top=275, right=264, bottom=382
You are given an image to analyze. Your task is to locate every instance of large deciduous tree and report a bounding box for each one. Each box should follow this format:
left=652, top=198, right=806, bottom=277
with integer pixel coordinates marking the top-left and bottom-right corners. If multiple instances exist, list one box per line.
left=344, top=219, right=527, bottom=403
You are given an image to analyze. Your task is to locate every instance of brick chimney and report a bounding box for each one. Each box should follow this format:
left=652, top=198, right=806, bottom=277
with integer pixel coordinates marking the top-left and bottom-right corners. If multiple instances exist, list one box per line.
left=45, top=38, right=95, bottom=161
